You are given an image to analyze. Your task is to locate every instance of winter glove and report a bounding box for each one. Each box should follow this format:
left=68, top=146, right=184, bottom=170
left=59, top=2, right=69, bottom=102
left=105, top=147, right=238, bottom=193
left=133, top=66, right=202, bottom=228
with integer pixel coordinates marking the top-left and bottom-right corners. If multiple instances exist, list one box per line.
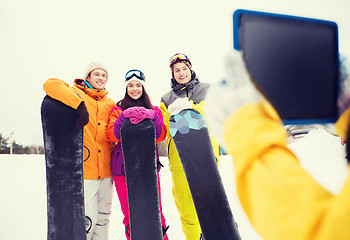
left=76, top=102, right=89, bottom=127
left=337, top=54, right=350, bottom=115
left=204, top=50, right=262, bottom=146
left=168, top=97, right=193, bottom=116
left=123, top=106, right=155, bottom=124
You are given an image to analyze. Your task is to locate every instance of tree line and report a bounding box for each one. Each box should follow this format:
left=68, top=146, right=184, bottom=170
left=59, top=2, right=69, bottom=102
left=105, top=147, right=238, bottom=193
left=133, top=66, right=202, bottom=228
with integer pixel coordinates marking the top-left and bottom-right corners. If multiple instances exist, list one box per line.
left=0, top=133, right=44, bottom=154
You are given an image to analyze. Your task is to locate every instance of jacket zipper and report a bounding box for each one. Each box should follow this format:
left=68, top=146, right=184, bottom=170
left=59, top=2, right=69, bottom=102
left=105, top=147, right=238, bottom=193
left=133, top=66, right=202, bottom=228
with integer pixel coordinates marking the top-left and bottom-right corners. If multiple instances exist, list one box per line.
left=167, top=138, right=172, bottom=155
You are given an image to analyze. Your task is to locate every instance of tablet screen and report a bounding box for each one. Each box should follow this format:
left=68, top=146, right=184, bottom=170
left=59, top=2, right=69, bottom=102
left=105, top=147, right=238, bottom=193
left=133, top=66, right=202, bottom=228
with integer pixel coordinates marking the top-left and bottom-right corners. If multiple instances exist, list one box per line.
left=233, top=9, right=339, bottom=124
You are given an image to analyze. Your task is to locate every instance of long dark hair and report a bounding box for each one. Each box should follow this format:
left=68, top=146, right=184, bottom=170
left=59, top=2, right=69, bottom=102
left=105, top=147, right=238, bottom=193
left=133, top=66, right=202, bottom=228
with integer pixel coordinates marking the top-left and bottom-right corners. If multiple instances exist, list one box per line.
left=117, top=85, right=153, bottom=110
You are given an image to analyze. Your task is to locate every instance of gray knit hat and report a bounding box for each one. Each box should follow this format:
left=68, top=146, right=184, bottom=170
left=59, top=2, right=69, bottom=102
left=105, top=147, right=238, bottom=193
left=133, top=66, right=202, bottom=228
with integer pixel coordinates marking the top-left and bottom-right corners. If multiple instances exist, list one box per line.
left=84, top=62, right=108, bottom=80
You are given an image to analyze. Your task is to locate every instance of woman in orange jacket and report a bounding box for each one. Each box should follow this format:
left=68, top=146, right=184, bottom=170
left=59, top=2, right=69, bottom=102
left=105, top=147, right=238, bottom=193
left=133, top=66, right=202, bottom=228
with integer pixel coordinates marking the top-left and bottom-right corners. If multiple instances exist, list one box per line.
left=43, top=62, right=115, bottom=240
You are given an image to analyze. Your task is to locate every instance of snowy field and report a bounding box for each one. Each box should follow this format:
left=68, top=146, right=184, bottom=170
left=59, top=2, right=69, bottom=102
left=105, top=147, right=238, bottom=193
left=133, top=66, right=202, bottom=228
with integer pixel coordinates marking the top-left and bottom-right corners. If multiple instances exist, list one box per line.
left=1, top=128, right=349, bottom=240
left=0, top=154, right=260, bottom=240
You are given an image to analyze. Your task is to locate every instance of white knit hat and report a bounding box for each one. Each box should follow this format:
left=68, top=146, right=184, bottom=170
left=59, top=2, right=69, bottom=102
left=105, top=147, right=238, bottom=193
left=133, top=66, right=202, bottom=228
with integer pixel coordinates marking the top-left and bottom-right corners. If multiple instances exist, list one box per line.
left=84, top=62, right=108, bottom=80
left=125, top=76, right=146, bottom=88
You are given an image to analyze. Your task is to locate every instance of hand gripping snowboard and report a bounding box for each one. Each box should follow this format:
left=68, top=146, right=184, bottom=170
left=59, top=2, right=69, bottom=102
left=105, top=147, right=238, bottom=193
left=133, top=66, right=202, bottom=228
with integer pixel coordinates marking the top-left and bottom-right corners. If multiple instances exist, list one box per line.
left=120, top=118, right=163, bottom=240
left=41, top=95, right=86, bottom=240
left=169, top=109, right=241, bottom=240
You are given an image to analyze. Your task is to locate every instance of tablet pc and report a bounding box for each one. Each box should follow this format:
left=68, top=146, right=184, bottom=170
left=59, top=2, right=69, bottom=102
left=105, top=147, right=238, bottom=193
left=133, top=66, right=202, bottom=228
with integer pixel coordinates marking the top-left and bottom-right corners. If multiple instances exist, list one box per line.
left=233, top=9, right=339, bottom=125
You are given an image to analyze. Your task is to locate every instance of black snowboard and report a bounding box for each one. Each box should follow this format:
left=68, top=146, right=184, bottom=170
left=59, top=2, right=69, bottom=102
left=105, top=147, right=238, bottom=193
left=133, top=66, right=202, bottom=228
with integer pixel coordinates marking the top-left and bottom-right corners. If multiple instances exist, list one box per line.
left=169, top=109, right=241, bottom=240
left=120, top=118, right=163, bottom=240
left=41, top=95, right=86, bottom=240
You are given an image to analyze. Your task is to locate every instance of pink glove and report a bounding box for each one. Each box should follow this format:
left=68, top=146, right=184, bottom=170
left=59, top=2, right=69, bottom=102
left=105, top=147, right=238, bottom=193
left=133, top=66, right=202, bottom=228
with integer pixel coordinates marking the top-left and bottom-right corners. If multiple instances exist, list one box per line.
left=123, top=106, right=155, bottom=124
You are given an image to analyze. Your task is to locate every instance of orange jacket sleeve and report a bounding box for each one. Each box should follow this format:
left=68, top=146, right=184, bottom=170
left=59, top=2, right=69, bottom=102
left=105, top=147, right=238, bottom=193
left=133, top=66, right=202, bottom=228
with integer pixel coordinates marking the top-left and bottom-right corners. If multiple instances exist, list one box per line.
left=107, top=106, right=123, bottom=143
left=43, top=78, right=83, bottom=109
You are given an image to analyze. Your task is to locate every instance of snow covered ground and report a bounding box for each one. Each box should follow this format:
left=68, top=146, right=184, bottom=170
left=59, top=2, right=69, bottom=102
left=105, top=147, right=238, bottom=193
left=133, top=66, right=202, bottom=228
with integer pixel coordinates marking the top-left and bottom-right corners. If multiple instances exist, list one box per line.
left=1, top=128, right=348, bottom=240
left=0, top=154, right=260, bottom=240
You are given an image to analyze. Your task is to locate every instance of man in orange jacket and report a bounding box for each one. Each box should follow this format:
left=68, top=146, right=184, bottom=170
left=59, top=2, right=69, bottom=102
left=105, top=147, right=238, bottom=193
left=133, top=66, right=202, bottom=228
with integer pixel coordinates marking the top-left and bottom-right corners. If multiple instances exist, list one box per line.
left=43, top=62, right=116, bottom=240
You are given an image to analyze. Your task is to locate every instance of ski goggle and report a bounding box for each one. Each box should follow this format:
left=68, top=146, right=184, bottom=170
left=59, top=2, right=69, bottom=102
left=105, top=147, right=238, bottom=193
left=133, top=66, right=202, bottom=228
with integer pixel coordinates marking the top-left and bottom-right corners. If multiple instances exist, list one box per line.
left=125, top=69, right=145, bottom=81
left=169, top=53, right=190, bottom=67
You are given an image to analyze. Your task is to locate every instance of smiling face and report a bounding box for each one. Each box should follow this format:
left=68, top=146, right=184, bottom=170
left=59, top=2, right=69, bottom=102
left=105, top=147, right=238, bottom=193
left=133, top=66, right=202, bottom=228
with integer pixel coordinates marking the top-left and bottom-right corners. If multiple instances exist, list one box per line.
left=173, top=62, right=192, bottom=84
left=127, top=80, right=143, bottom=100
left=86, top=69, right=108, bottom=90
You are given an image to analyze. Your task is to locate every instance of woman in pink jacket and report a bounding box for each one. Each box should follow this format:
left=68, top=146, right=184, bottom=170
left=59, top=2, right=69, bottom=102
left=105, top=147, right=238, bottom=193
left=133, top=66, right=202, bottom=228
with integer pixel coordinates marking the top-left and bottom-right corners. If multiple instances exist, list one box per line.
left=107, top=69, right=169, bottom=239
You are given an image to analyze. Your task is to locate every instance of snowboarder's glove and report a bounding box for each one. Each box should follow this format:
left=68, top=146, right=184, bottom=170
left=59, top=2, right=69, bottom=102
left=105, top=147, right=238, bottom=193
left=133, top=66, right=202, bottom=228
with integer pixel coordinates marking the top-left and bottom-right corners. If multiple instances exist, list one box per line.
left=168, top=97, right=193, bottom=116
left=204, top=50, right=262, bottom=146
left=123, top=106, right=155, bottom=124
left=76, top=102, right=89, bottom=127
left=337, top=54, right=350, bottom=115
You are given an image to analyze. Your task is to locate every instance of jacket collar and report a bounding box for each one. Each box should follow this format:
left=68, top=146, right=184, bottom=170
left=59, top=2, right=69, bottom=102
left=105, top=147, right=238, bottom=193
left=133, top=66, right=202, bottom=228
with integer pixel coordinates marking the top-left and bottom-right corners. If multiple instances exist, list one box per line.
left=171, top=75, right=200, bottom=93
left=74, top=79, right=109, bottom=98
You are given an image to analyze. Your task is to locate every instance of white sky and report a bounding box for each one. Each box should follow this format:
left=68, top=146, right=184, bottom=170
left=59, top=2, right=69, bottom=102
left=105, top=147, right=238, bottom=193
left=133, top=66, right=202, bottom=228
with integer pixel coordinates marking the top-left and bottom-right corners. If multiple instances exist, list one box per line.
left=1, top=0, right=350, bottom=146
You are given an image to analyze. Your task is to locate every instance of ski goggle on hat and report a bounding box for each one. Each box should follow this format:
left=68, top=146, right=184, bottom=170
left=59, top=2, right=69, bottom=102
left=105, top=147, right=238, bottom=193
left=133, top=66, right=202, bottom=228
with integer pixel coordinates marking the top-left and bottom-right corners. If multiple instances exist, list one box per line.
left=125, top=69, right=145, bottom=81
left=125, top=69, right=146, bottom=87
left=169, top=53, right=191, bottom=67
